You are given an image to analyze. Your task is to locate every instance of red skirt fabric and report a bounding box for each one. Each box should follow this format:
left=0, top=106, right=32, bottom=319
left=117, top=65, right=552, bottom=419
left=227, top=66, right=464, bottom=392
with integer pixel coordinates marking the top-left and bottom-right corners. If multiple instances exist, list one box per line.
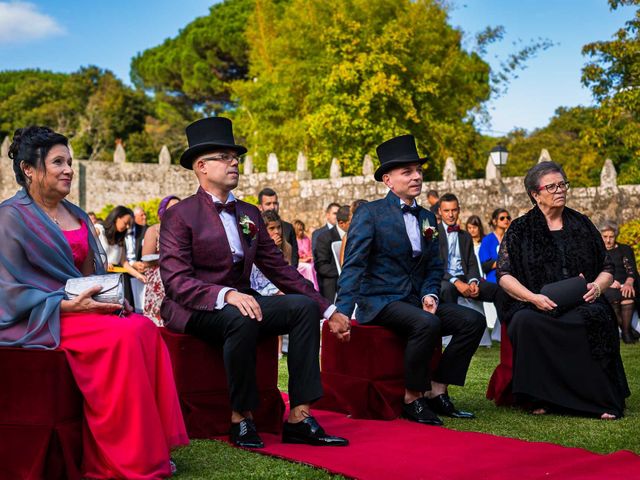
left=486, top=321, right=514, bottom=406
left=59, top=312, right=189, bottom=479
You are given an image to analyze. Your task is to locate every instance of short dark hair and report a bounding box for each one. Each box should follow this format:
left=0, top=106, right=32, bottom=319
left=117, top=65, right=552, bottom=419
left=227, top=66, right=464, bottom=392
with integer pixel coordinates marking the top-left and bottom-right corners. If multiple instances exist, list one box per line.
left=261, top=209, right=280, bottom=224
left=9, top=126, right=69, bottom=190
left=351, top=199, right=368, bottom=214
left=336, top=205, right=351, bottom=223
left=326, top=202, right=340, bottom=212
left=258, top=187, right=277, bottom=204
left=426, top=190, right=439, bottom=198
left=439, top=193, right=459, bottom=205
left=524, top=161, right=567, bottom=206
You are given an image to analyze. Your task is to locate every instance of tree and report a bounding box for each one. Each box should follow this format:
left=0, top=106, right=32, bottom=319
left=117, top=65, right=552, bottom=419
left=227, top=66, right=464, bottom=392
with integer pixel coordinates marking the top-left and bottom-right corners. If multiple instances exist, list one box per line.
left=231, top=0, right=492, bottom=178
left=582, top=0, right=640, bottom=184
left=130, top=0, right=255, bottom=114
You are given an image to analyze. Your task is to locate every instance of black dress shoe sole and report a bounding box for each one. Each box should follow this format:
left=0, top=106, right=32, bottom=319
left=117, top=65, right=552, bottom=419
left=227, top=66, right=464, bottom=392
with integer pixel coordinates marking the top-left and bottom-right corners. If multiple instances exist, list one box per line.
left=233, top=439, right=265, bottom=449
left=445, top=412, right=476, bottom=419
left=282, top=434, right=349, bottom=446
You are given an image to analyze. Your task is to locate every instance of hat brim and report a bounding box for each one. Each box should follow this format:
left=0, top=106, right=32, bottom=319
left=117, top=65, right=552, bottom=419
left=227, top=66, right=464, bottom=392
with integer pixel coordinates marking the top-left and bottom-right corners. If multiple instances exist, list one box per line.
left=180, top=143, right=248, bottom=170
left=374, top=157, right=428, bottom=181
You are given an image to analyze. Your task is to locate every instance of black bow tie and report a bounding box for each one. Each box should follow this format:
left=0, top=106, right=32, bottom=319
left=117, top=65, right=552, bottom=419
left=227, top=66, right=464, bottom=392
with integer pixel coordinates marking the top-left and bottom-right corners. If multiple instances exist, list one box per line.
left=401, top=204, right=420, bottom=217
left=447, top=224, right=460, bottom=233
left=215, top=202, right=236, bottom=214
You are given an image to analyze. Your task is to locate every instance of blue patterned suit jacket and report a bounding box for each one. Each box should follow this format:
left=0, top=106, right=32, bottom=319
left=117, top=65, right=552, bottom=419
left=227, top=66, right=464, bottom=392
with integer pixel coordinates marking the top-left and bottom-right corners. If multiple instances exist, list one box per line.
left=336, top=191, right=443, bottom=324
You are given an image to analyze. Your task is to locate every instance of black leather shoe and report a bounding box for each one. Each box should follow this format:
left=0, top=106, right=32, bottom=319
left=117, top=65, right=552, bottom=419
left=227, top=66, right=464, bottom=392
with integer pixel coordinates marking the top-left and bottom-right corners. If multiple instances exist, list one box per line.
left=401, top=398, right=443, bottom=426
left=230, top=419, right=264, bottom=448
left=282, top=416, right=349, bottom=446
left=427, top=394, right=475, bottom=419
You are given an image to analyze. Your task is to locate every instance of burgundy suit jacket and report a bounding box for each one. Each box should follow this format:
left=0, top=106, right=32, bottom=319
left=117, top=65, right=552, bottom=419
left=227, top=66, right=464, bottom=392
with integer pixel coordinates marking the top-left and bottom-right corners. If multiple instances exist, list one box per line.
left=159, top=187, right=330, bottom=332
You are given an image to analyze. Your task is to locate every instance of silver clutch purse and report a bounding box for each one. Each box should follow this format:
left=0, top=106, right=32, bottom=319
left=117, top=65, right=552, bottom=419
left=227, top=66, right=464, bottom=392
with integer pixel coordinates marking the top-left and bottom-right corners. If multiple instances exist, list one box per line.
left=65, top=273, right=125, bottom=305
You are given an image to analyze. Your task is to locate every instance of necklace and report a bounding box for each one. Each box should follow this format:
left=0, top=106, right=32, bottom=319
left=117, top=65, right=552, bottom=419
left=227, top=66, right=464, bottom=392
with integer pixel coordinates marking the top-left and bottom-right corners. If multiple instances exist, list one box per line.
left=41, top=206, right=60, bottom=225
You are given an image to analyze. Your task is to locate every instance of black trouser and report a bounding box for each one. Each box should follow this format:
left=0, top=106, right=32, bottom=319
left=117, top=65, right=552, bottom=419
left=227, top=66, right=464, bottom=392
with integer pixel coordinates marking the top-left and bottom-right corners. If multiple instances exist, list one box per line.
left=440, top=278, right=507, bottom=322
left=370, top=299, right=485, bottom=392
left=186, top=294, right=322, bottom=412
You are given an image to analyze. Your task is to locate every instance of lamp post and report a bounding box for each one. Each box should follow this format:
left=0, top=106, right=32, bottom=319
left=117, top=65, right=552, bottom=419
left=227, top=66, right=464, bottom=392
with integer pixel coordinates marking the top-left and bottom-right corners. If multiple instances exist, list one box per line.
left=490, top=145, right=509, bottom=170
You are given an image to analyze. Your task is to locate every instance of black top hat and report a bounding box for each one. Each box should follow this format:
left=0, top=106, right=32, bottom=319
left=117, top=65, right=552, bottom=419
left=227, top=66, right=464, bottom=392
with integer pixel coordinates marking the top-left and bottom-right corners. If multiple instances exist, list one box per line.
left=374, top=134, right=428, bottom=181
left=180, top=117, right=248, bottom=169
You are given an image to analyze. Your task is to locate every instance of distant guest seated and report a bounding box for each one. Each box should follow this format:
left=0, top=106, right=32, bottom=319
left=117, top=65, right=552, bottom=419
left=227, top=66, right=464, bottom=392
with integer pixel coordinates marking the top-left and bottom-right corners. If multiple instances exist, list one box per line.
left=0, top=126, right=187, bottom=479
left=437, top=193, right=506, bottom=321
left=497, top=161, right=630, bottom=419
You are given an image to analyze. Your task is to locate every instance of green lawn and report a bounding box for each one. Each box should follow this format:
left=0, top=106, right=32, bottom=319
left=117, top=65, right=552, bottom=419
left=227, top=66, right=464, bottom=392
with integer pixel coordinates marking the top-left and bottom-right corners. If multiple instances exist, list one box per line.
left=172, top=343, right=640, bottom=479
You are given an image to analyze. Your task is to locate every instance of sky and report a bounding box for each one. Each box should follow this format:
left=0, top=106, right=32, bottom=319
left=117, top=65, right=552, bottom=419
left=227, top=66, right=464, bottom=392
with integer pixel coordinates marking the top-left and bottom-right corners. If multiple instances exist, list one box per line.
left=0, top=0, right=636, bottom=135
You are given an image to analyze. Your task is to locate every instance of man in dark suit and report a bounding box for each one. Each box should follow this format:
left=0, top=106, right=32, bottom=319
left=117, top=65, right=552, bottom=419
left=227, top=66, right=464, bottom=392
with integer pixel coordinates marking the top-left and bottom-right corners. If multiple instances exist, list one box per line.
left=160, top=117, right=350, bottom=449
left=336, top=134, right=485, bottom=426
left=437, top=193, right=505, bottom=319
left=313, top=205, right=351, bottom=302
left=311, top=202, right=340, bottom=251
left=258, top=188, right=299, bottom=267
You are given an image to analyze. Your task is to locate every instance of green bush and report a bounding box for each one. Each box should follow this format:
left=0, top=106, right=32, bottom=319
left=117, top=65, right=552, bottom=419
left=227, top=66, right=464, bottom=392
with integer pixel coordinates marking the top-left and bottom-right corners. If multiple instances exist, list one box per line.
left=618, top=218, right=640, bottom=266
left=96, top=198, right=162, bottom=225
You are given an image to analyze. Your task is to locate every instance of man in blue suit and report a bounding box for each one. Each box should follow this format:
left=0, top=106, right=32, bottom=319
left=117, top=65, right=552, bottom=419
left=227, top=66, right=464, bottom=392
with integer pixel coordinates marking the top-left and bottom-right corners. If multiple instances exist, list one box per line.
left=335, top=134, right=485, bottom=426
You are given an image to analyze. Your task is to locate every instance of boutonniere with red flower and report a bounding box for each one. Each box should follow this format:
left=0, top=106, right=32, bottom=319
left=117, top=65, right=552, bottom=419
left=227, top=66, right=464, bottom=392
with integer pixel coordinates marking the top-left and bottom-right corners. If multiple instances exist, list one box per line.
left=421, top=219, right=438, bottom=241
left=239, top=214, right=257, bottom=241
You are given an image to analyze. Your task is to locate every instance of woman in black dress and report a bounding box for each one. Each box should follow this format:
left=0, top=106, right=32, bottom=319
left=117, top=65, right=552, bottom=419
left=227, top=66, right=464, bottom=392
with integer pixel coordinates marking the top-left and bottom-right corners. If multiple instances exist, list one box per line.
left=599, top=221, right=639, bottom=344
left=497, top=161, right=629, bottom=419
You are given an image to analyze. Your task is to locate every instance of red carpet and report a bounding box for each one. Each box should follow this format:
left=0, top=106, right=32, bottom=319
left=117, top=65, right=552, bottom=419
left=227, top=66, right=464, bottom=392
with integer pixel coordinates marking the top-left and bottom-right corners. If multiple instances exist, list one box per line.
left=230, top=396, right=640, bottom=479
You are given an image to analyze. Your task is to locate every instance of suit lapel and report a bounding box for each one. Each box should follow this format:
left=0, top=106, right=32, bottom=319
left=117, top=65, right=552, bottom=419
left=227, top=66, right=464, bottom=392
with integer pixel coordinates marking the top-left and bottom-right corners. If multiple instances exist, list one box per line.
left=234, top=202, right=255, bottom=279
left=197, top=187, right=235, bottom=263
left=385, top=192, right=414, bottom=261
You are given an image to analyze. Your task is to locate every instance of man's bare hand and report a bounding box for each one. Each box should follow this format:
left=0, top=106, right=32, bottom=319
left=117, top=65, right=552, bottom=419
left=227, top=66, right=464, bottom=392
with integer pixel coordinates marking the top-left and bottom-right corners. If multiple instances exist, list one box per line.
left=328, top=311, right=351, bottom=342
left=422, top=295, right=437, bottom=314
left=468, top=282, right=480, bottom=298
left=226, top=291, right=263, bottom=321
left=454, top=280, right=472, bottom=298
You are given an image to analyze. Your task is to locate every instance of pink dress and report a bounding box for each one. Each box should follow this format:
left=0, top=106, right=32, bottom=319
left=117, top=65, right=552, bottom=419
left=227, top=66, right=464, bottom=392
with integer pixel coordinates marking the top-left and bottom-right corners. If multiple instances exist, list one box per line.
left=296, top=235, right=319, bottom=290
left=60, top=223, right=188, bottom=479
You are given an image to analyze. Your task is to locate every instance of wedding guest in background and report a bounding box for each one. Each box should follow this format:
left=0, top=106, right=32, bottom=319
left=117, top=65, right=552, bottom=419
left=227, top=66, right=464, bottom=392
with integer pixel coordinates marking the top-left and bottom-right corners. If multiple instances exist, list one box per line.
left=496, top=161, right=629, bottom=419
left=479, top=208, right=511, bottom=283
left=311, top=202, right=340, bottom=251
left=465, top=215, right=485, bottom=256
left=128, top=206, right=149, bottom=271
left=0, top=126, right=187, bottom=478
left=258, top=187, right=299, bottom=267
left=294, top=219, right=319, bottom=290
left=427, top=189, right=439, bottom=216
left=87, top=211, right=98, bottom=225
left=142, top=195, right=181, bottom=325
left=599, top=221, right=639, bottom=344
left=339, top=199, right=368, bottom=266
left=314, top=205, right=351, bottom=301
left=250, top=210, right=293, bottom=296
left=96, top=205, right=147, bottom=308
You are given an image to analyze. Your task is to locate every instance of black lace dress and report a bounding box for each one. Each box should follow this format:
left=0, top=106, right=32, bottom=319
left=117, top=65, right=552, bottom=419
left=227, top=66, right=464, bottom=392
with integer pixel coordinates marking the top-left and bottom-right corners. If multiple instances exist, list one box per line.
left=497, top=206, right=630, bottom=417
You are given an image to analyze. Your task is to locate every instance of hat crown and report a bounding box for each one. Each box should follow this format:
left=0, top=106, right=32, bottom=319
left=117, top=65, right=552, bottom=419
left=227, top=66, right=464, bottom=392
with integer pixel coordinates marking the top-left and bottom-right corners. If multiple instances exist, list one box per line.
left=186, top=117, right=236, bottom=149
left=376, top=134, right=420, bottom=163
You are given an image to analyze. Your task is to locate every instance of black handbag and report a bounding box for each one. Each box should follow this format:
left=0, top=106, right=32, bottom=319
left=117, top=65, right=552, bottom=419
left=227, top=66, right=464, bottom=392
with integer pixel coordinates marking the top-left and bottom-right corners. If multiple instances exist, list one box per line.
left=540, top=276, right=588, bottom=309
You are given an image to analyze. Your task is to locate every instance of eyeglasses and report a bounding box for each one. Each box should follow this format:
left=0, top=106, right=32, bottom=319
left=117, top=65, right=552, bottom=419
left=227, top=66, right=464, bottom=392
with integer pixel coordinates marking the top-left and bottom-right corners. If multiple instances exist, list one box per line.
left=537, top=181, right=570, bottom=193
left=205, top=153, right=243, bottom=163
left=499, top=215, right=511, bottom=221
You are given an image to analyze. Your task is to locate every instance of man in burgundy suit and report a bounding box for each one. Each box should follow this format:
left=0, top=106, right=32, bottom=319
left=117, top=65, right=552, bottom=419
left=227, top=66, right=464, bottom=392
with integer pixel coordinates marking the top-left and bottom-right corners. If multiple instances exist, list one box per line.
left=160, top=117, right=351, bottom=449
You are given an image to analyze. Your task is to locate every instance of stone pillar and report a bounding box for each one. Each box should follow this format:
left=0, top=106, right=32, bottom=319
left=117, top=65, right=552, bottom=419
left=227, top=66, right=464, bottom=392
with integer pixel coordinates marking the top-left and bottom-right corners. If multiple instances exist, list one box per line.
left=485, top=156, right=500, bottom=180
left=362, top=154, right=374, bottom=176
left=330, top=157, right=341, bottom=179
left=113, top=140, right=126, bottom=163
left=600, top=159, right=618, bottom=189
left=538, top=149, right=552, bottom=163
left=267, top=153, right=279, bottom=173
left=1, top=136, right=9, bottom=158
left=296, top=151, right=308, bottom=172
left=158, top=145, right=171, bottom=165
left=244, top=155, right=253, bottom=174
left=443, top=157, right=457, bottom=182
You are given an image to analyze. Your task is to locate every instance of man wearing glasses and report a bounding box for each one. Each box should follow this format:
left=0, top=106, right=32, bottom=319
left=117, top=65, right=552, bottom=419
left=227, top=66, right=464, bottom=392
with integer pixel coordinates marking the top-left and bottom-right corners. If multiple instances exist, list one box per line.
left=159, top=117, right=351, bottom=449
left=437, top=193, right=507, bottom=324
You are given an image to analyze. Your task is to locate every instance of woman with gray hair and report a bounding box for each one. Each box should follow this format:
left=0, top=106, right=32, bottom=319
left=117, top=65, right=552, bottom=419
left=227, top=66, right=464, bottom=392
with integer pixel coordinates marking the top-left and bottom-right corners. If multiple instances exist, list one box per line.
left=599, top=221, right=639, bottom=344
left=489, top=161, right=629, bottom=419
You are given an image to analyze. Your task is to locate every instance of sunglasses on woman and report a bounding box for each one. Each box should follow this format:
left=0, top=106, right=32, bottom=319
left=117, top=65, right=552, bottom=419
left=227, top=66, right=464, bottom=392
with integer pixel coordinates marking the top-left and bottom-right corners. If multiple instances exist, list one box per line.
left=499, top=215, right=511, bottom=221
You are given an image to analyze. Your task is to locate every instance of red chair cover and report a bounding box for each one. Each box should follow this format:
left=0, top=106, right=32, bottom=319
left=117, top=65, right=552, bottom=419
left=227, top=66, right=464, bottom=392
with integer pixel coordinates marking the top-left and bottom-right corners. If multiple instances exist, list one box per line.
left=486, top=321, right=514, bottom=405
left=317, top=320, right=441, bottom=419
left=0, top=348, right=83, bottom=480
left=160, top=329, right=285, bottom=437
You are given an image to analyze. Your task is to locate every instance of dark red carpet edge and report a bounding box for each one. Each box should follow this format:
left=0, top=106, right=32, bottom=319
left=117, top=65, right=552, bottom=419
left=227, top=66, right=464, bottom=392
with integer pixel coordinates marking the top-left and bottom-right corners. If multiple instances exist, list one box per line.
left=220, top=395, right=640, bottom=480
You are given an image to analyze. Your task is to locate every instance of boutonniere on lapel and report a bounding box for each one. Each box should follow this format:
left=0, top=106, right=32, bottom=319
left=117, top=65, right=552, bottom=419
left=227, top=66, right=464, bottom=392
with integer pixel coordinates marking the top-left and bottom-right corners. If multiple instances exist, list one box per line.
left=239, top=214, right=258, bottom=242
left=421, top=220, right=438, bottom=241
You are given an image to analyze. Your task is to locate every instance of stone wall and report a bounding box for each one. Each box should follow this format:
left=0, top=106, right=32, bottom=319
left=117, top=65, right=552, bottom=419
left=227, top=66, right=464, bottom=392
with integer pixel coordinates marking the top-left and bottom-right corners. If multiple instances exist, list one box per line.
left=0, top=137, right=637, bottom=233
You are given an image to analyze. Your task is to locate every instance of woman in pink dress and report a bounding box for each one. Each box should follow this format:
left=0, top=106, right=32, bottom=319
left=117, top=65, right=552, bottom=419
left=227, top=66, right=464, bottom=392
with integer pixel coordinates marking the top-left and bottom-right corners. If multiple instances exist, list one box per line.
left=0, top=126, right=188, bottom=479
left=293, top=219, right=319, bottom=290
